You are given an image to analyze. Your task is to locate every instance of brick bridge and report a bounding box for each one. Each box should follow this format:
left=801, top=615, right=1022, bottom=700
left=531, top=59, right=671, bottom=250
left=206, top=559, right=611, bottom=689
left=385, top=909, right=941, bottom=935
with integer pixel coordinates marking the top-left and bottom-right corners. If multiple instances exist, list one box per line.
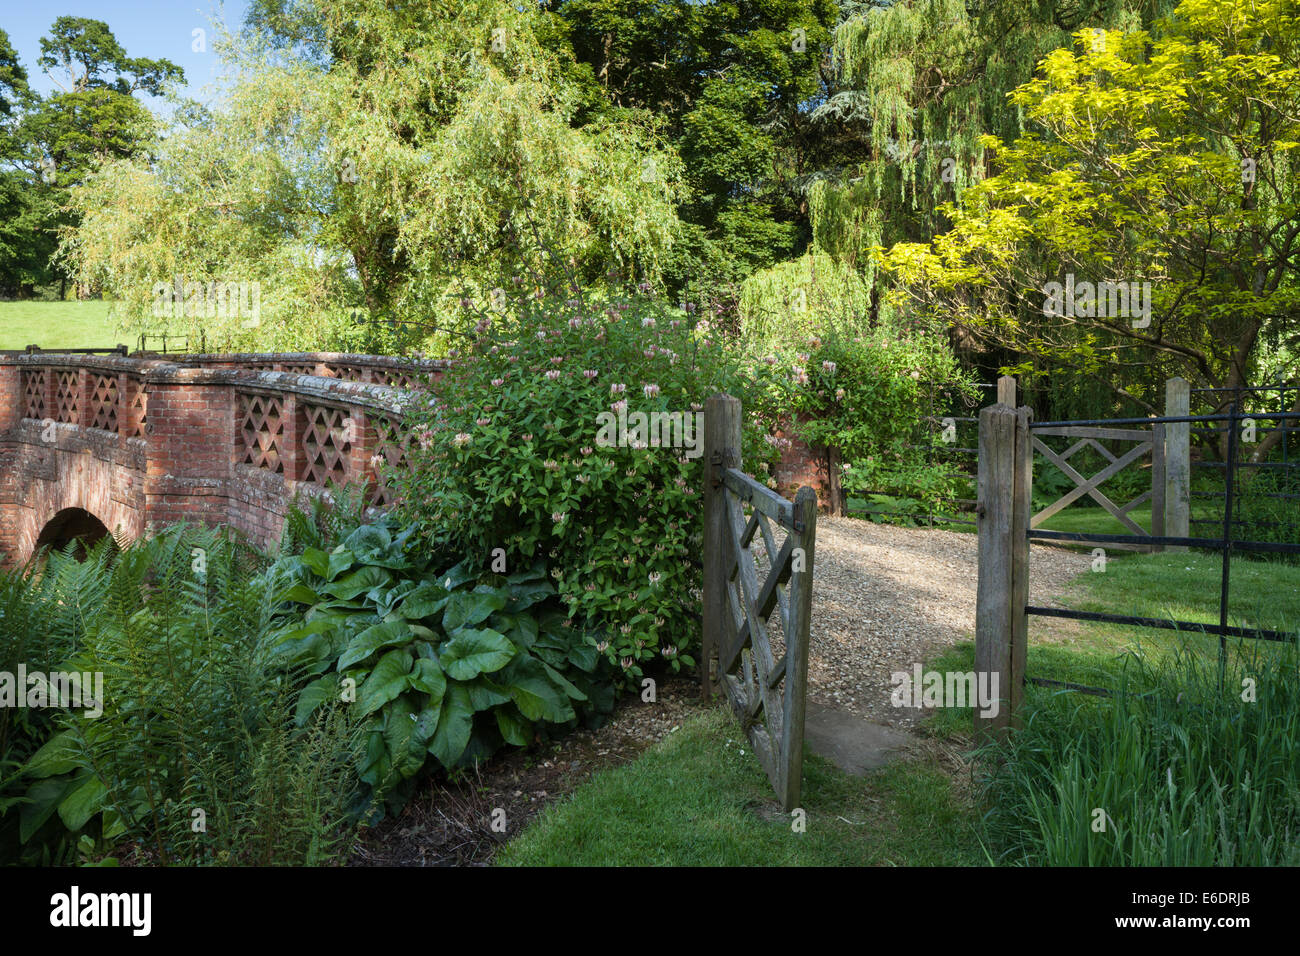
left=0, top=352, right=445, bottom=566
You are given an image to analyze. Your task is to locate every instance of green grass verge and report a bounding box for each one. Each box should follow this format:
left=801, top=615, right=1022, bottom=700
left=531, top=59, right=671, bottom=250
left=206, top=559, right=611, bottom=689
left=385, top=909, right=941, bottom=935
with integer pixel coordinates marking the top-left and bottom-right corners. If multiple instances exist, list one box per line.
left=923, top=548, right=1300, bottom=734
left=498, top=707, right=981, bottom=866
left=0, top=301, right=124, bottom=351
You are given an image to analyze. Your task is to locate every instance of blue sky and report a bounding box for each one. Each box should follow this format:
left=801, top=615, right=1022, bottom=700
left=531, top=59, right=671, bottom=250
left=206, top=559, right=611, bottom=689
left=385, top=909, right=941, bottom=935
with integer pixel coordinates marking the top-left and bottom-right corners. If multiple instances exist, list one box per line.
left=3, top=0, right=252, bottom=104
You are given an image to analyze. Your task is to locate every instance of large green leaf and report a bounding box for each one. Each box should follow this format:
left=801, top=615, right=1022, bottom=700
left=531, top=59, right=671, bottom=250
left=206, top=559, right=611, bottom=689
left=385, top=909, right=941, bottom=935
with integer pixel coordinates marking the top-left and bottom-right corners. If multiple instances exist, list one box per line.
left=299, top=547, right=331, bottom=578
left=279, top=582, right=323, bottom=606
left=20, top=776, right=74, bottom=843
left=495, top=705, right=533, bottom=747
left=464, top=676, right=511, bottom=709
left=343, top=523, right=391, bottom=556
left=542, top=661, right=589, bottom=702
left=442, top=588, right=507, bottom=631
left=324, top=565, right=393, bottom=600
left=427, top=683, right=474, bottom=768
left=58, top=773, right=107, bottom=832
left=339, top=619, right=412, bottom=670
left=400, top=580, right=450, bottom=620
left=383, top=696, right=432, bottom=780
left=408, top=657, right=447, bottom=708
left=501, top=656, right=574, bottom=723
left=358, top=649, right=414, bottom=716
left=434, top=559, right=477, bottom=592
left=438, top=628, right=515, bottom=680
left=23, top=732, right=82, bottom=779
left=326, top=548, right=355, bottom=581
left=295, top=673, right=340, bottom=726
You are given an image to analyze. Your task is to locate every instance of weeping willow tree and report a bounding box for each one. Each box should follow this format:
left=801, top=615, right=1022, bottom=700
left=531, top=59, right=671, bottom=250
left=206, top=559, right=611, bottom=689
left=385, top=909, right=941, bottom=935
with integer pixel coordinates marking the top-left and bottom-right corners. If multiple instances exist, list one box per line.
left=740, top=0, right=1180, bottom=350
left=58, top=0, right=684, bottom=353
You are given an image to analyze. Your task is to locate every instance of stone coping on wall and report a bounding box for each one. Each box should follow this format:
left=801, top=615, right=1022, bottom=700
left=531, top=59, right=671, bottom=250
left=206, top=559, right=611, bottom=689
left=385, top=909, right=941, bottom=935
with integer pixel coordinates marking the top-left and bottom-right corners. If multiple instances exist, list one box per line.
left=1, top=352, right=424, bottom=415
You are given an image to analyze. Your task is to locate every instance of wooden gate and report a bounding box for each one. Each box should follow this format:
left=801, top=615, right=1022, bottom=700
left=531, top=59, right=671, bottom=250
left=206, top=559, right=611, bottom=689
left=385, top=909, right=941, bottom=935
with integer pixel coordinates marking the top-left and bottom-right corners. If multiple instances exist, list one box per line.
left=702, top=393, right=816, bottom=811
left=1031, top=422, right=1165, bottom=548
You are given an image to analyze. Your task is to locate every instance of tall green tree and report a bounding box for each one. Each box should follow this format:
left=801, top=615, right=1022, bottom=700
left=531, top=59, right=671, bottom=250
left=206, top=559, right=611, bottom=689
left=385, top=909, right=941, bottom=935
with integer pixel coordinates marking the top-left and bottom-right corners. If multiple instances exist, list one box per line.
left=3, top=18, right=182, bottom=297
left=61, top=0, right=683, bottom=351
left=545, top=0, right=841, bottom=310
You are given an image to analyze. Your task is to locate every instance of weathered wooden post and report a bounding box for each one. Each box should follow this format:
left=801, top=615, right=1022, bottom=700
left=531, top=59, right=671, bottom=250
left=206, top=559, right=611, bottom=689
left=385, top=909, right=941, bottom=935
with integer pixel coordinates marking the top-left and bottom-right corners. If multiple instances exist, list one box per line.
left=997, top=374, right=1017, bottom=407
left=1165, top=377, right=1191, bottom=551
left=975, top=402, right=1030, bottom=744
left=702, top=393, right=742, bottom=700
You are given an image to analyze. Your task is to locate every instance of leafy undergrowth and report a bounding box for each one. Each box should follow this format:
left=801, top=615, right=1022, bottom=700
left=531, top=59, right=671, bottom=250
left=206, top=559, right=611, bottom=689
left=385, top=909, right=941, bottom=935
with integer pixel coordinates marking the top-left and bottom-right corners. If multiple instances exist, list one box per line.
left=497, top=707, right=980, bottom=866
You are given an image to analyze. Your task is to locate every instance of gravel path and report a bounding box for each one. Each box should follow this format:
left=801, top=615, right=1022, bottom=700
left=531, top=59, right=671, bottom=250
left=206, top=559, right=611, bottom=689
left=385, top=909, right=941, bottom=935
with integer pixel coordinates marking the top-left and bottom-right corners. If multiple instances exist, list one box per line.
left=806, top=517, right=1086, bottom=726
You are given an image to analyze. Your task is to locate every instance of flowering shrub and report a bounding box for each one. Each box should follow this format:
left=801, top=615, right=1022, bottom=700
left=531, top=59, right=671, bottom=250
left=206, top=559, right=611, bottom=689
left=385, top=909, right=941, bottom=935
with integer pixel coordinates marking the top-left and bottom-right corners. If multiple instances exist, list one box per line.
left=761, top=325, right=977, bottom=512
left=392, top=278, right=775, bottom=685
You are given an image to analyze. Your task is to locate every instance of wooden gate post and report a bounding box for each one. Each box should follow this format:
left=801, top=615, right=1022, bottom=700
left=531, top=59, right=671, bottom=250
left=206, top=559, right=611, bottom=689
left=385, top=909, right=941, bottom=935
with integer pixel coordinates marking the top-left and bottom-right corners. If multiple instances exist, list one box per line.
left=1165, top=377, right=1191, bottom=551
left=975, top=402, right=1030, bottom=744
left=702, top=393, right=742, bottom=699
left=997, top=374, right=1018, bottom=407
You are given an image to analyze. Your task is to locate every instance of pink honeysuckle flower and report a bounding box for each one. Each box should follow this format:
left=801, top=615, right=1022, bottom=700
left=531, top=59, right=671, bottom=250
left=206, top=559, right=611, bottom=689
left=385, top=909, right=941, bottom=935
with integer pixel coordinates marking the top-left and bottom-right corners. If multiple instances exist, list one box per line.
left=583, top=369, right=598, bottom=379
left=610, top=382, right=626, bottom=394
left=643, top=383, right=660, bottom=398
left=546, top=370, right=562, bottom=380
left=491, top=377, right=505, bottom=387
left=452, top=433, right=472, bottom=446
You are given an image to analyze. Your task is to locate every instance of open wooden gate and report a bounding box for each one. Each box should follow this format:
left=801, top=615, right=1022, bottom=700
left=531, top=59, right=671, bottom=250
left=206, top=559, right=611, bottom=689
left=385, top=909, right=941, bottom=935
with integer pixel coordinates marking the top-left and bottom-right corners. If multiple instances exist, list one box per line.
left=702, top=393, right=817, bottom=811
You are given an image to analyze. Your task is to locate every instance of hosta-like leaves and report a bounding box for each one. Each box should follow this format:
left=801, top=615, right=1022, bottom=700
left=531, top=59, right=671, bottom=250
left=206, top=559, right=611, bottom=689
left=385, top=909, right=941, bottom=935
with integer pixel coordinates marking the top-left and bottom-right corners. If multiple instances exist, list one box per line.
left=442, top=588, right=507, bottom=631
left=358, top=649, right=414, bottom=716
left=427, top=684, right=474, bottom=768
left=438, top=628, right=515, bottom=680
left=339, top=619, right=412, bottom=670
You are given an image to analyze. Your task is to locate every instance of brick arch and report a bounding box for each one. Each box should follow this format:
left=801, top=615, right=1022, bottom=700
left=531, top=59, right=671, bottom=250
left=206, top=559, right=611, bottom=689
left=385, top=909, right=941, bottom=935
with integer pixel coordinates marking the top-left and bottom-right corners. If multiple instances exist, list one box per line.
left=35, top=507, right=113, bottom=560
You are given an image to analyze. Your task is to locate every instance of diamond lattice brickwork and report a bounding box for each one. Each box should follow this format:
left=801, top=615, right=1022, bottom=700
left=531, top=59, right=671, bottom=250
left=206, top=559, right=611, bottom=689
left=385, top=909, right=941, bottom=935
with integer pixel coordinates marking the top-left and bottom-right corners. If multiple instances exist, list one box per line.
left=22, top=369, right=47, bottom=420
left=237, top=392, right=285, bottom=472
left=89, top=374, right=120, bottom=433
left=301, top=403, right=352, bottom=487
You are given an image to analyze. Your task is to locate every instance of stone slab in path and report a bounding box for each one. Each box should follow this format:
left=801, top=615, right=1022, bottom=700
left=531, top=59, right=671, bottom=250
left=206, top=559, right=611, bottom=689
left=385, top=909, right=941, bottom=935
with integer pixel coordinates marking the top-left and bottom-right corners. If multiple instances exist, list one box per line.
left=803, top=700, right=912, bottom=775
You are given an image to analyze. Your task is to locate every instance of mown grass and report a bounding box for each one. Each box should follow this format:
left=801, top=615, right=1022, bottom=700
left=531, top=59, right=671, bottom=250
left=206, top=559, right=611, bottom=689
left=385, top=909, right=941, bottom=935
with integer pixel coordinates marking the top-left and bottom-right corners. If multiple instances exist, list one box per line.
left=498, top=707, right=980, bottom=866
left=924, top=548, right=1300, bottom=736
left=0, top=301, right=124, bottom=351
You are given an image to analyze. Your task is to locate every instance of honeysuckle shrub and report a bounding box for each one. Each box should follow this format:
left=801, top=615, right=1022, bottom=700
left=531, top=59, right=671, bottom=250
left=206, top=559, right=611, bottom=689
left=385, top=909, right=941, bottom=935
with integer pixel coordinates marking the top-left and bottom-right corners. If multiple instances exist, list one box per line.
left=391, top=278, right=777, bottom=685
left=757, top=323, right=978, bottom=515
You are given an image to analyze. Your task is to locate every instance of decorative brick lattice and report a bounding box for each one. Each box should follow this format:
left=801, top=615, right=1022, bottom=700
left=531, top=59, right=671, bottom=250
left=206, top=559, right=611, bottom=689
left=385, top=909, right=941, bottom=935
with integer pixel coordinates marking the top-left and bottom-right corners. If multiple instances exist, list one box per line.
left=55, top=371, right=80, bottom=424
left=22, top=369, right=47, bottom=420
left=301, top=403, right=352, bottom=487
left=370, top=368, right=418, bottom=389
left=123, top=378, right=147, bottom=438
left=368, top=413, right=409, bottom=507
left=280, top=363, right=318, bottom=376
left=89, top=374, right=120, bottom=433
left=237, top=392, right=285, bottom=473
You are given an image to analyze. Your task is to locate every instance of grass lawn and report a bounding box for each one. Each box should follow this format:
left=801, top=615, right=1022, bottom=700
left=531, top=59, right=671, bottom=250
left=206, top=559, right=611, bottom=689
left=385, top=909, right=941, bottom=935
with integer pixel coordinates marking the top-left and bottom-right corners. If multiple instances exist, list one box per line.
left=0, top=301, right=125, bottom=351
left=923, top=548, right=1300, bottom=736
left=498, top=707, right=981, bottom=866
